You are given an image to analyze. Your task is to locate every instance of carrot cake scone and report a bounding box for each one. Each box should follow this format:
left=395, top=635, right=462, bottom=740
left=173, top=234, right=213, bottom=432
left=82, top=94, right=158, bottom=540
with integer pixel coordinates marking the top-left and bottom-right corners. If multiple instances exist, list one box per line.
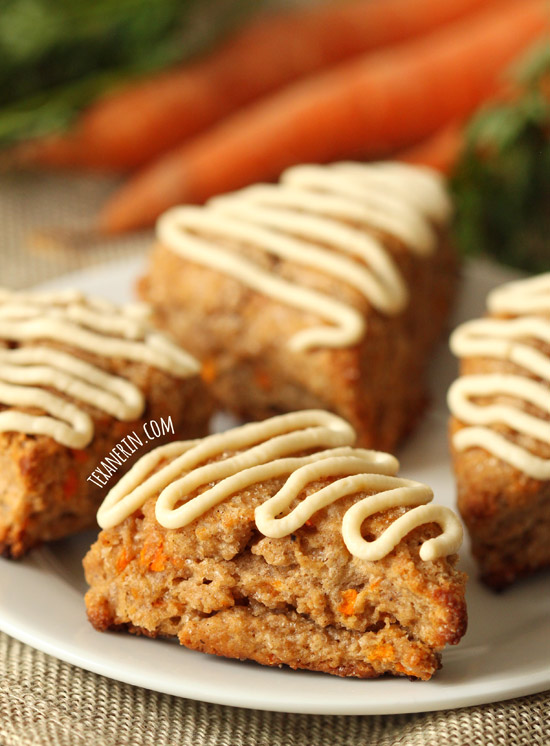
left=84, top=410, right=466, bottom=680
left=139, top=161, right=457, bottom=451
left=448, top=273, right=550, bottom=589
left=0, top=288, right=213, bottom=557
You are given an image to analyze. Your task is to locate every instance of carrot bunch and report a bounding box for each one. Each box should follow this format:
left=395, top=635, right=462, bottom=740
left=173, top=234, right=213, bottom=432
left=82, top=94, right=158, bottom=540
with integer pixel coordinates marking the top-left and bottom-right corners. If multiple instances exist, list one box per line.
left=10, top=0, right=550, bottom=234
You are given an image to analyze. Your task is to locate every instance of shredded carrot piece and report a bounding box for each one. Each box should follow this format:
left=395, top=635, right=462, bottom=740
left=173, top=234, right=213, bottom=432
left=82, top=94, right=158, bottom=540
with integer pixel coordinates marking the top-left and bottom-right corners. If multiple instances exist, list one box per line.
left=368, top=644, right=395, bottom=662
left=254, top=368, right=272, bottom=391
left=338, top=588, right=358, bottom=616
left=201, top=359, right=217, bottom=384
left=149, top=545, right=167, bottom=572
left=70, top=449, right=88, bottom=464
left=139, top=539, right=167, bottom=571
left=116, top=548, right=130, bottom=573
left=62, top=468, right=78, bottom=500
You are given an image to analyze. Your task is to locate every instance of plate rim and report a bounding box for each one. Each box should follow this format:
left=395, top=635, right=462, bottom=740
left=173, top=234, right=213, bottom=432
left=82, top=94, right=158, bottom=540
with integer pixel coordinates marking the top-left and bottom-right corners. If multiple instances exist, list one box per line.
left=1, top=568, right=549, bottom=716
left=0, top=255, right=548, bottom=716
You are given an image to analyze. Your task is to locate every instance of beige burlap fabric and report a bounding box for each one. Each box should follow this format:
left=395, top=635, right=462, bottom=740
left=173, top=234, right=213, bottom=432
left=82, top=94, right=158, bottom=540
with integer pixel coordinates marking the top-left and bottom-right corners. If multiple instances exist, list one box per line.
left=0, top=172, right=548, bottom=746
left=0, top=171, right=151, bottom=290
left=1, top=632, right=549, bottom=746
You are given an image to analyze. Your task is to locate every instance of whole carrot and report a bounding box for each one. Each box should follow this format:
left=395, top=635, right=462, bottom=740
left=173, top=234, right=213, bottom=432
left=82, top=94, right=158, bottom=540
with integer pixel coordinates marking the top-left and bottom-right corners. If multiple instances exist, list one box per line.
left=100, top=0, right=549, bottom=233
left=15, top=0, right=502, bottom=171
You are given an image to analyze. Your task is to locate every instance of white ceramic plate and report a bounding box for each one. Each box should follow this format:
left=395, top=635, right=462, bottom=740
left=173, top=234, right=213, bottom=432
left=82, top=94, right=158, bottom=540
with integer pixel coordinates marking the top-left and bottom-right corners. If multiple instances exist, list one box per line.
left=0, top=257, right=548, bottom=715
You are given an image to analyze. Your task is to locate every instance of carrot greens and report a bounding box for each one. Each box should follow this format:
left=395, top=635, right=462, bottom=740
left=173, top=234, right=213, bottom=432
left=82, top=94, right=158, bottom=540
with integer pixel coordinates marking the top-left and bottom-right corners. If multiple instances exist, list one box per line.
left=451, top=42, right=550, bottom=272
left=0, top=0, right=256, bottom=145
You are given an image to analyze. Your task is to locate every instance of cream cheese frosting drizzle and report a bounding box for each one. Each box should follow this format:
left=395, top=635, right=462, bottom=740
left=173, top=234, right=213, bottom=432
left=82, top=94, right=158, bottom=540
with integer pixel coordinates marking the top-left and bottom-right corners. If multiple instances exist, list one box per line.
left=97, top=410, right=462, bottom=562
left=0, top=289, right=199, bottom=448
left=448, top=273, right=550, bottom=480
left=157, top=161, right=451, bottom=352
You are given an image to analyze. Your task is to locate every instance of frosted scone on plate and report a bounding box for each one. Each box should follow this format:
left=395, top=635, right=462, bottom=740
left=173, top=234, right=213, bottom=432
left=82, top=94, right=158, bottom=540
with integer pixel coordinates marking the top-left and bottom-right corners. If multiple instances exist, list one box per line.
left=0, top=288, right=213, bottom=557
left=448, top=273, right=550, bottom=589
left=85, top=410, right=466, bottom=680
left=139, top=161, right=457, bottom=451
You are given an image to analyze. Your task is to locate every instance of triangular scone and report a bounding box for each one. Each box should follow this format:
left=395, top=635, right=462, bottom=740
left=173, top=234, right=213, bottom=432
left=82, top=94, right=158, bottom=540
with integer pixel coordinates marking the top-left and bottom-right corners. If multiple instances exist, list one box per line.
left=85, top=411, right=467, bottom=680
left=0, top=288, right=212, bottom=557
left=139, top=161, right=457, bottom=452
left=448, top=274, right=550, bottom=589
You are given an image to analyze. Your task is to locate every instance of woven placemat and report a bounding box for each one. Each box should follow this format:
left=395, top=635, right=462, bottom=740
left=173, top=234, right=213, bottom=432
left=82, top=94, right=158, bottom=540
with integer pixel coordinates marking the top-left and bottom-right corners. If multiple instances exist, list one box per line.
left=0, top=172, right=548, bottom=746
left=0, top=171, right=151, bottom=290
left=1, top=632, right=549, bottom=746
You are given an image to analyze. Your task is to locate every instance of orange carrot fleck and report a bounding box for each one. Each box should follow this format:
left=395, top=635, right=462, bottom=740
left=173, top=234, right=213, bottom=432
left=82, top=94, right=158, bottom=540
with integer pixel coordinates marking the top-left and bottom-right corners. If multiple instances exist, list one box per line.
left=338, top=589, right=358, bottom=616
left=116, top=548, right=130, bottom=573
left=201, top=359, right=217, bottom=384
left=149, top=546, right=167, bottom=572
left=62, top=468, right=78, bottom=500
left=140, top=539, right=167, bottom=571
left=70, top=449, right=88, bottom=464
left=369, top=644, right=396, bottom=662
left=254, top=368, right=272, bottom=391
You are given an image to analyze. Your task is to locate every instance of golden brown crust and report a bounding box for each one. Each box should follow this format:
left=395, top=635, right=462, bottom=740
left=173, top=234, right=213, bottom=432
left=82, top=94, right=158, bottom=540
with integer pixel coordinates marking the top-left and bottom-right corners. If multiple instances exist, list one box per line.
left=450, top=317, right=550, bottom=589
left=138, top=226, right=458, bottom=452
left=84, top=467, right=467, bottom=680
left=0, top=342, right=213, bottom=557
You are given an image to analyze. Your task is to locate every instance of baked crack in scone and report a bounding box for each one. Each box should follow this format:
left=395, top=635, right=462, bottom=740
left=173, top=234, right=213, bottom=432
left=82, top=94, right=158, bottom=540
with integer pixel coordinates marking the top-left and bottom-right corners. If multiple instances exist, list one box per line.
left=0, top=288, right=213, bottom=557
left=448, top=273, right=550, bottom=588
left=139, top=161, right=458, bottom=451
left=84, top=410, right=467, bottom=680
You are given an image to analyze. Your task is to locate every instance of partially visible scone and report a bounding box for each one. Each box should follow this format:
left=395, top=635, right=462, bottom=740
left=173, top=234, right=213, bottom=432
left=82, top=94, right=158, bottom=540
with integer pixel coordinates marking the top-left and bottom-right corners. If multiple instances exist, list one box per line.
left=139, top=161, right=458, bottom=451
left=84, top=410, right=466, bottom=680
left=0, top=288, right=213, bottom=557
left=448, top=273, right=550, bottom=589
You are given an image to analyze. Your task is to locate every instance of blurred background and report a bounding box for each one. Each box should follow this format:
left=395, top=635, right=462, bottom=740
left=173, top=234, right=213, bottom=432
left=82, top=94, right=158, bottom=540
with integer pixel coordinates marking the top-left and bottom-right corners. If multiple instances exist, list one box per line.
left=0, top=0, right=548, bottom=287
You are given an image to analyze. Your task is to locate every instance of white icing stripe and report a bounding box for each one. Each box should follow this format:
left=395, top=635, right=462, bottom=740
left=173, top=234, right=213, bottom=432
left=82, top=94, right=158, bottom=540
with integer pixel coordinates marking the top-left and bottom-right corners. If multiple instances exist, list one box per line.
left=341, top=482, right=462, bottom=562
left=215, top=183, right=391, bottom=231
left=97, top=410, right=463, bottom=562
left=488, top=274, right=550, bottom=315
left=0, top=347, right=145, bottom=449
left=157, top=161, right=450, bottom=352
left=165, top=204, right=408, bottom=315
left=0, top=289, right=199, bottom=448
left=0, top=318, right=196, bottom=377
left=448, top=273, right=550, bottom=479
left=0, top=382, right=93, bottom=448
left=453, top=427, right=550, bottom=480
left=450, top=318, right=550, bottom=381
left=448, top=374, right=550, bottom=442
left=210, top=199, right=407, bottom=308
left=281, top=165, right=436, bottom=255
left=331, top=162, right=453, bottom=223
left=157, top=215, right=364, bottom=351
